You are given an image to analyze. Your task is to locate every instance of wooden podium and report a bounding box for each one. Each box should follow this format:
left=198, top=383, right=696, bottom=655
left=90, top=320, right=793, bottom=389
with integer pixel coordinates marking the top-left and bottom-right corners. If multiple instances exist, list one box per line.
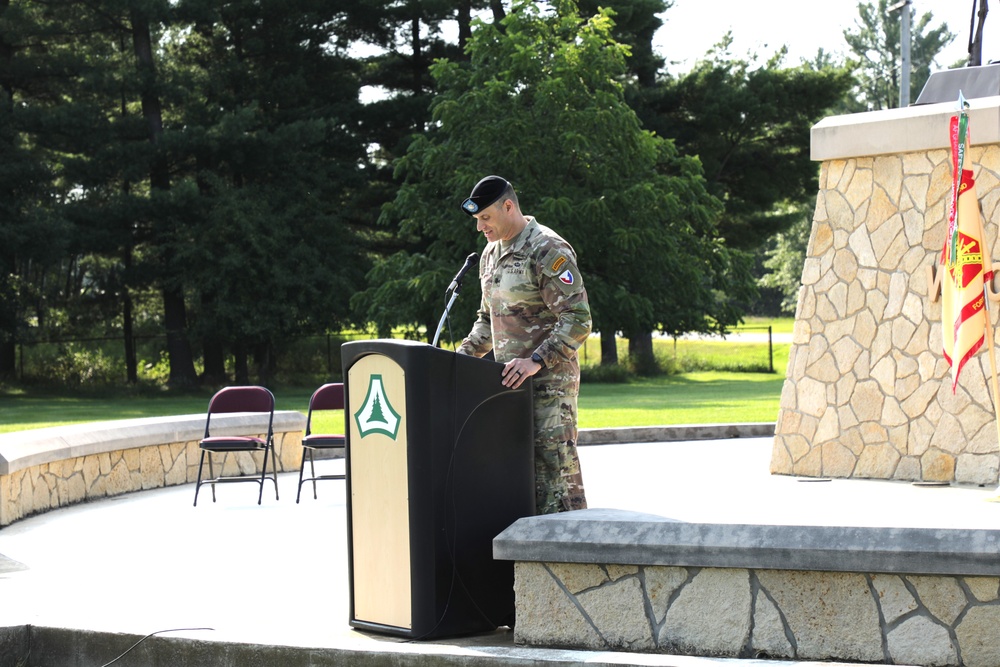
left=342, top=339, right=535, bottom=639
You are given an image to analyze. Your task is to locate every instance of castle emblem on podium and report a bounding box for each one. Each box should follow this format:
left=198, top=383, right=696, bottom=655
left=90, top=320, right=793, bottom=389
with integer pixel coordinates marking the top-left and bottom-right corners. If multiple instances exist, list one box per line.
left=354, top=374, right=401, bottom=439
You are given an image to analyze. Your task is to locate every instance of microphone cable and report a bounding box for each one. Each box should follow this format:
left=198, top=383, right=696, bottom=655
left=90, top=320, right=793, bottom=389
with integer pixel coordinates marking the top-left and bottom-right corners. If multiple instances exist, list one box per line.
left=99, top=627, right=214, bottom=666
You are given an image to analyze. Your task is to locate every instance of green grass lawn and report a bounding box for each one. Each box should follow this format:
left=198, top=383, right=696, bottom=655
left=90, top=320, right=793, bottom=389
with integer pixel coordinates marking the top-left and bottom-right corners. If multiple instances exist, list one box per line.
left=743, top=315, right=794, bottom=333
left=0, top=319, right=792, bottom=434
left=578, top=371, right=784, bottom=428
left=0, top=369, right=787, bottom=435
left=0, top=387, right=318, bottom=433
left=0, top=371, right=785, bottom=435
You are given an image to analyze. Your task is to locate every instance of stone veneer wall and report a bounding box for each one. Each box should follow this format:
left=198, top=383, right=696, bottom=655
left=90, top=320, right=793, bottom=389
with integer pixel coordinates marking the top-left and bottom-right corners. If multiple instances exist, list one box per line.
left=0, top=421, right=755, bottom=528
left=514, top=562, right=1000, bottom=667
left=772, top=100, right=1000, bottom=484
left=0, top=413, right=305, bottom=526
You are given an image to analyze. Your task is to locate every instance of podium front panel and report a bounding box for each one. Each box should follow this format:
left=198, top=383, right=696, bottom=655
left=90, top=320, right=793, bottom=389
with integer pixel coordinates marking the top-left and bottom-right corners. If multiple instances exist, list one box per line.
left=343, top=340, right=534, bottom=640
left=347, top=353, right=411, bottom=630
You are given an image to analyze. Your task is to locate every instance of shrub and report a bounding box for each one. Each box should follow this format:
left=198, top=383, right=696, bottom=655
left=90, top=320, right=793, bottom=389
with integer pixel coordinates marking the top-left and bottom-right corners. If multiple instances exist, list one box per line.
left=581, top=363, right=632, bottom=384
left=34, top=344, right=125, bottom=387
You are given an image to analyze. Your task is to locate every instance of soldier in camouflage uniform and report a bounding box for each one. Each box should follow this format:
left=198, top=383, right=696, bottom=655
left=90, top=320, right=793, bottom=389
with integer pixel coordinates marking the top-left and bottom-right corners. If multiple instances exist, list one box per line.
left=456, top=176, right=592, bottom=514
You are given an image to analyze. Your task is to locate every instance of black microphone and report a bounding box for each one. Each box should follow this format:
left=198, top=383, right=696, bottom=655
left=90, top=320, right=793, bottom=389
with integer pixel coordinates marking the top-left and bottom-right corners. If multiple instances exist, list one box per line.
left=447, top=252, right=478, bottom=294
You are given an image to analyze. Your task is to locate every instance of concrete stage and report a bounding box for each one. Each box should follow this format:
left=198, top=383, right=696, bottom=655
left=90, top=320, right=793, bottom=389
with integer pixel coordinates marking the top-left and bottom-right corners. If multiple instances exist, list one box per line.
left=0, top=434, right=998, bottom=666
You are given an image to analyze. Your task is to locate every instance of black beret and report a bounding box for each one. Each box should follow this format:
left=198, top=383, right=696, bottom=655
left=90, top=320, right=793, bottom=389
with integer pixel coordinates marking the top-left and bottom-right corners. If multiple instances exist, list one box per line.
left=461, top=175, right=509, bottom=216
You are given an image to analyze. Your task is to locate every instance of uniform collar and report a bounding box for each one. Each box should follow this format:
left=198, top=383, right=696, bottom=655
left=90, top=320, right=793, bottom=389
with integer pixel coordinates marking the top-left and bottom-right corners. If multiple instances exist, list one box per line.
left=500, top=216, right=538, bottom=256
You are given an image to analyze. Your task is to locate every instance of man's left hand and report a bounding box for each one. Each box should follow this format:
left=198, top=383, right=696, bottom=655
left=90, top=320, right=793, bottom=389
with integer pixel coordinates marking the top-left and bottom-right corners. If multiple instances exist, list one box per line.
left=502, top=357, right=542, bottom=389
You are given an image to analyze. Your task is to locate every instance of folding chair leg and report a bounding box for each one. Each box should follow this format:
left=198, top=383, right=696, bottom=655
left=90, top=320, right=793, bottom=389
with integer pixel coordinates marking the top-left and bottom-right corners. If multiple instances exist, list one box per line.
left=207, top=454, right=217, bottom=502
left=270, top=443, right=279, bottom=501
left=296, top=447, right=308, bottom=503
left=256, top=443, right=279, bottom=505
left=257, top=447, right=268, bottom=505
left=309, top=449, right=319, bottom=500
left=194, top=450, right=207, bottom=507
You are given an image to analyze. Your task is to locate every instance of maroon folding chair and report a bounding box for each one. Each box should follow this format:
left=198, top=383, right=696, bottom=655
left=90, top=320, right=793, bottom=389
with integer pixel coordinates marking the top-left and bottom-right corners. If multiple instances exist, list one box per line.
left=193, top=385, right=279, bottom=506
left=296, top=382, right=346, bottom=502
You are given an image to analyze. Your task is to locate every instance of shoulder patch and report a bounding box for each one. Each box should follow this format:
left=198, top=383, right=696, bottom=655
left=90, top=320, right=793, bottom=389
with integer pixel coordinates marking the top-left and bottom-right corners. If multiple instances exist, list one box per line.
left=540, top=248, right=584, bottom=293
left=541, top=249, right=574, bottom=277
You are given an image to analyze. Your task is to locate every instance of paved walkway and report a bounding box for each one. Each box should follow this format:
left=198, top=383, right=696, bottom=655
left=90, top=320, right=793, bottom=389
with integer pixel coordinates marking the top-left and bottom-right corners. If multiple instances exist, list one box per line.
left=1, top=436, right=998, bottom=665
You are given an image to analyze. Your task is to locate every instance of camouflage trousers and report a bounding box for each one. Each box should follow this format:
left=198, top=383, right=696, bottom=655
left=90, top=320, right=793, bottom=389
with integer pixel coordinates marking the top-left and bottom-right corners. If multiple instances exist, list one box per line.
left=533, top=393, right=587, bottom=514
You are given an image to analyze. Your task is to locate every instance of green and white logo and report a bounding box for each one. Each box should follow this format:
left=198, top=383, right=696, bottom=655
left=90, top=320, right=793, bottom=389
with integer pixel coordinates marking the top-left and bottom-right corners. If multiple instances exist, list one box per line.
left=354, top=374, right=401, bottom=439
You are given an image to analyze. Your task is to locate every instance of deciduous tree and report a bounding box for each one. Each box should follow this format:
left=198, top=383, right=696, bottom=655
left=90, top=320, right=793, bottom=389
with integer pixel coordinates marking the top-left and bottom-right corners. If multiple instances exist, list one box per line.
left=632, top=40, right=853, bottom=251
left=355, top=0, right=754, bottom=366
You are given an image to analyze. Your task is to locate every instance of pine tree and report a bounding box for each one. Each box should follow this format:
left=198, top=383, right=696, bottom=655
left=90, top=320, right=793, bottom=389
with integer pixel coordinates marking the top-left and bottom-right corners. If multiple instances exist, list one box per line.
left=167, top=0, right=370, bottom=384
left=369, top=394, right=387, bottom=425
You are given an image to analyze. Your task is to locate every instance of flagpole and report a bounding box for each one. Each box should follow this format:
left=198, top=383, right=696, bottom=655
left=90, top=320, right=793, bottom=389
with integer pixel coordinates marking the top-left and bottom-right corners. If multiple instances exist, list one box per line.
left=944, top=91, right=1000, bottom=501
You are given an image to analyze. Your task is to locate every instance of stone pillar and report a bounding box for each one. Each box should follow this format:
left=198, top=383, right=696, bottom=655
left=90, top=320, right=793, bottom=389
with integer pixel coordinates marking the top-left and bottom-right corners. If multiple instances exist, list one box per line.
left=771, top=97, right=1000, bottom=485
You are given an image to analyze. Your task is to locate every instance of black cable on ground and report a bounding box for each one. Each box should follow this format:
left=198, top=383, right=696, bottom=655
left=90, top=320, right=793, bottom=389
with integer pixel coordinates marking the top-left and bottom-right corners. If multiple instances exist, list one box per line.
left=100, top=627, right=214, bottom=666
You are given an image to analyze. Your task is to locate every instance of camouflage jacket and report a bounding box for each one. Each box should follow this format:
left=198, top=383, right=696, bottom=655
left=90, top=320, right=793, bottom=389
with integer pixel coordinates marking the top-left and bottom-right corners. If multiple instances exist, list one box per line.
left=458, top=217, right=592, bottom=396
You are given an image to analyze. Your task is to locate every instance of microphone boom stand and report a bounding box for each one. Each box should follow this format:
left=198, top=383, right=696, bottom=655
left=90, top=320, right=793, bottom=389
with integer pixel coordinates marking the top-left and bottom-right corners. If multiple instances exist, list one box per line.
left=432, top=284, right=462, bottom=348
